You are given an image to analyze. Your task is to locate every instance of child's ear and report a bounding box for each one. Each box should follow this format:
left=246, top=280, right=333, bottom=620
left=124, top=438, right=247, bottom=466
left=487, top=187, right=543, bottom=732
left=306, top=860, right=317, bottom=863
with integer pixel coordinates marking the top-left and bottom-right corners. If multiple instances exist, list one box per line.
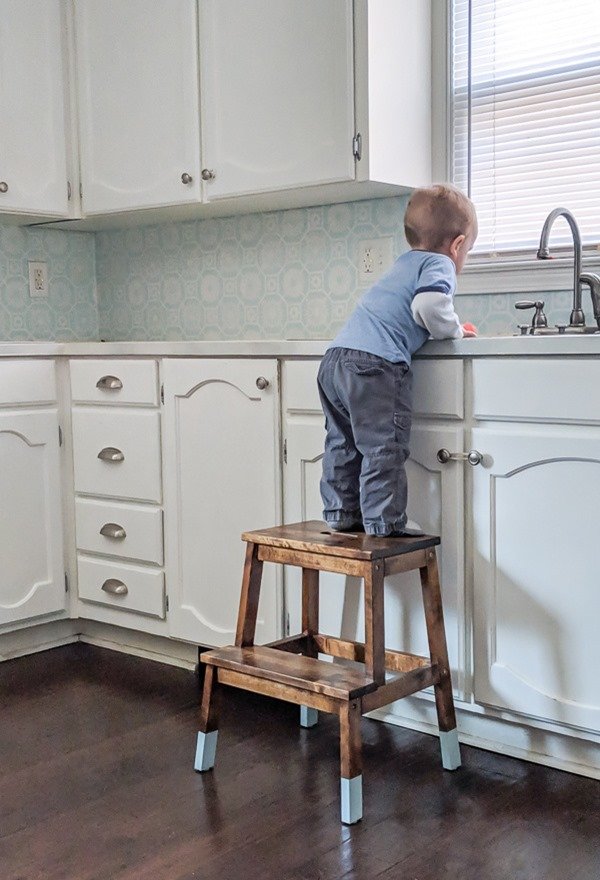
left=449, top=234, right=466, bottom=260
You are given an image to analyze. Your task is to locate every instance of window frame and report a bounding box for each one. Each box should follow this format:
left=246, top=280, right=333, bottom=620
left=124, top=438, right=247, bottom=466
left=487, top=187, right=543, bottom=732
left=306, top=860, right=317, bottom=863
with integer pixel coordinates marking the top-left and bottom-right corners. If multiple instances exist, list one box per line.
left=434, top=0, right=600, bottom=296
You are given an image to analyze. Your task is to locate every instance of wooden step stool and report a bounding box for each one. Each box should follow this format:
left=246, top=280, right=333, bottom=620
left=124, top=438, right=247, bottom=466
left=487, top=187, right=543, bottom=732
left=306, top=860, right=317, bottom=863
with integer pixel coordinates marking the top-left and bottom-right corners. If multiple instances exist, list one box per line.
left=195, top=521, right=461, bottom=824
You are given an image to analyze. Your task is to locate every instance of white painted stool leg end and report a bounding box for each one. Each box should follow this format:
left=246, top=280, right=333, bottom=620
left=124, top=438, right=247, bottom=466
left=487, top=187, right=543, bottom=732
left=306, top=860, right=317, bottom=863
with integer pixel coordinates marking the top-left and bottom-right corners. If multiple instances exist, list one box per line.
left=195, top=730, right=218, bottom=772
left=440, top=728, right=461, bottom=770
left=340, top=775, right=363, bottom=825
left=300, top=705, right=319, bottom=728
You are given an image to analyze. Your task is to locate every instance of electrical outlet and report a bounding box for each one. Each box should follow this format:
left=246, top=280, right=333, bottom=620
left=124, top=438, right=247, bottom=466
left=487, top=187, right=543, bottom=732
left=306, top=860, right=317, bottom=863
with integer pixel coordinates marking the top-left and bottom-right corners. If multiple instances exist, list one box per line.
left=28, top=261, right=48, bottom=298
left=358, top=237, right=394, bottom=285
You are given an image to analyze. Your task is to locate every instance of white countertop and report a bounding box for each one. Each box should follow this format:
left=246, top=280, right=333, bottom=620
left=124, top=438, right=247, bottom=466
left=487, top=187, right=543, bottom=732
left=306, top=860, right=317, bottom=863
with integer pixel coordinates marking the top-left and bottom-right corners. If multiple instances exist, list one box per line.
left=1, top=335, right=600, bottom=358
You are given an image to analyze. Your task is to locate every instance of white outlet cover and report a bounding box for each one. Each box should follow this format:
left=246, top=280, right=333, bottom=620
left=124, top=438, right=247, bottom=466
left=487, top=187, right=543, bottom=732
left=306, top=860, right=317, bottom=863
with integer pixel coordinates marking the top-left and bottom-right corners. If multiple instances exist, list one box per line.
left=357, top=237, right=395, bottom=286
left=28, top=261, right=48, bottom=298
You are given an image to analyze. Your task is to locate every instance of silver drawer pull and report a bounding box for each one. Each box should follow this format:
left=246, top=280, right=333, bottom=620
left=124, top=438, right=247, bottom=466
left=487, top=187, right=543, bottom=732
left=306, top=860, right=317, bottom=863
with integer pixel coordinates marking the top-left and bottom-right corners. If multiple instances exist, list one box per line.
left=437, top=448, right=483, bottom=466
left=97, top=446, right=125, bottom=462
left=96, top=375, right=123, bottom=390
left=100, top=522, right=127, bottom=540
left=101, top=578, right=128, bottom=596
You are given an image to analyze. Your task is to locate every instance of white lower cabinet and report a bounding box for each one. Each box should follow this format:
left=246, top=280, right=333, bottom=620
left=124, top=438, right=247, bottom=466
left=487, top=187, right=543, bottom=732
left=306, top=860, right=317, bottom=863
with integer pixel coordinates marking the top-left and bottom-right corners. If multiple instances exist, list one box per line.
left=0, top=361, right=66, bottom=628
left=472, top=424, right=600, bottom=733
left=162, top=359, right=280, bottom=646
left=281, top=360, right=466, bottom=697
left=70, top=359, right=166, bottom=634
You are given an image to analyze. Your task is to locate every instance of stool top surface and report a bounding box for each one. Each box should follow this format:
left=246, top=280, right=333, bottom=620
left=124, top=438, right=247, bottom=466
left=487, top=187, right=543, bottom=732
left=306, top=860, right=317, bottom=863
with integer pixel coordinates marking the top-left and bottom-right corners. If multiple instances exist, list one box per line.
left=241, top=521, right=440, bottom=560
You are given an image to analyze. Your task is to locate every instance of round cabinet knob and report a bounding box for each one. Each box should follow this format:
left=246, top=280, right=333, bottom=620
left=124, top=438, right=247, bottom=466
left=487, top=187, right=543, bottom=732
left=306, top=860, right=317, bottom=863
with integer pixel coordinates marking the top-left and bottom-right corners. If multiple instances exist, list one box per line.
left=201, top=168, right=216, bottom=181
left=0, top=181, right=8, bottom=193
left=255, top=377, right=269, bottom=390
left=436, top=448, right=451, bottom=464
left=181, top=172, right=193, bottom=184
left=467, top=450, right=483, bottom=466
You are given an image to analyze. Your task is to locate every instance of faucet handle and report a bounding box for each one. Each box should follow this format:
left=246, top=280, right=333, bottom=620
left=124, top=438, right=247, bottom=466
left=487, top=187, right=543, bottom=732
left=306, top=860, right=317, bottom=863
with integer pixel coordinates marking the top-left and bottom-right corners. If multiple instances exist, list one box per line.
left=515, top=300, right=548, bottom=328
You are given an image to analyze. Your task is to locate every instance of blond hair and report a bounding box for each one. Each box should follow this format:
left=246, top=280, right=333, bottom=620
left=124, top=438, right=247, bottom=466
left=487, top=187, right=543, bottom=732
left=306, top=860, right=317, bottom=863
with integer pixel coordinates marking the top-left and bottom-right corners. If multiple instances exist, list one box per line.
left=404, top=184, right=477, bottom=251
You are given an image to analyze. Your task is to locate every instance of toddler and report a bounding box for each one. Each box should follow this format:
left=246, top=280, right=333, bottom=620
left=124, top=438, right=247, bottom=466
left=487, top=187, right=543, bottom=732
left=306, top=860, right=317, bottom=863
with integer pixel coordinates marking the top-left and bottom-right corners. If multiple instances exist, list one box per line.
left=318, top=183, right=478, bottom=537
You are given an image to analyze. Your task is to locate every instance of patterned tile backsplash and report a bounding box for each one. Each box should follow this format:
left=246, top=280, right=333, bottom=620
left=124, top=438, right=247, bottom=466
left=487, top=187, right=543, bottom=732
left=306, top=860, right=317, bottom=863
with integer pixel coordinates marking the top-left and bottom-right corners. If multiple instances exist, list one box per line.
left=0, top=225, right=98, bottom=341
left=0, top=196, right=577, bottom=342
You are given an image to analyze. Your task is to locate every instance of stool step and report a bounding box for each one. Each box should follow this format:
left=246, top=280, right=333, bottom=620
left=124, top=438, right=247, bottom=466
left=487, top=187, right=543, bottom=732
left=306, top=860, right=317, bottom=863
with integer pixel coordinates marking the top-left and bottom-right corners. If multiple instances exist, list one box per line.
left=242, top=521, right=440, bottom=561
left=201, top=646, right=379, bottom=700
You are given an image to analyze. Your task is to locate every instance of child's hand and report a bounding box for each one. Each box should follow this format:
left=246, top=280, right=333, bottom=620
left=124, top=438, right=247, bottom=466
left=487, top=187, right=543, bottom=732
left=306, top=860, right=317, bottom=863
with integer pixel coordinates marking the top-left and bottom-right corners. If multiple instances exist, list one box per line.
left=462, top=322, right=478, bottom=337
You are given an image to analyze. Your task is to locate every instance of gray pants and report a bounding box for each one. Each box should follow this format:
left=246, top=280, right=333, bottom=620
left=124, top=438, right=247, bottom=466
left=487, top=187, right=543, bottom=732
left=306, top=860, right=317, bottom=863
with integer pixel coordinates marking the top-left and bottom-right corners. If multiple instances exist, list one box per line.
left=317, top=347, right=413, bottom=536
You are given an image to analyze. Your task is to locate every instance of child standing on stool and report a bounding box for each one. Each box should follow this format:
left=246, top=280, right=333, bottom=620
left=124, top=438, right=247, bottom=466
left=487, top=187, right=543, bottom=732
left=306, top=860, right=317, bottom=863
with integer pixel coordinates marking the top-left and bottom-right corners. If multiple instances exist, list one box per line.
left=318, top=184, right=478, bottom=537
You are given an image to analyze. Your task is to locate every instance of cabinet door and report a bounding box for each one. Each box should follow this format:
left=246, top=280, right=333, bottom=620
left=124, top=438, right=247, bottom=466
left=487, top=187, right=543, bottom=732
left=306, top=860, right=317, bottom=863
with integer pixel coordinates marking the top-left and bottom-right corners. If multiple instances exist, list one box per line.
left=75, top=0, right=201, bottom=213
left=163, top=359, right=280, bottom=646
left=0, top=410, right=66, bottom=625
left=199, top=0, right=354, bottom=199
left=283, top=413, right=466, bottom=697
left=0, top=0, right=69, bottom=217
left=472, top=426, right=600, bottom=732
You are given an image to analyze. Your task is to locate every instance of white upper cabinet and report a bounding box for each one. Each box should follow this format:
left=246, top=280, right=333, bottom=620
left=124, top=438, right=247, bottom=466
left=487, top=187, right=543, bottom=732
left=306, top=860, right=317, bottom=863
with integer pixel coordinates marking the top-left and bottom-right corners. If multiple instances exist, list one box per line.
left=199, top=0, right=355, bottom=199
left=74, top=0, right=201, bottom=214
left=68, top=0, right=431, bottom=223
left=0, top=0, right=70, bottom=218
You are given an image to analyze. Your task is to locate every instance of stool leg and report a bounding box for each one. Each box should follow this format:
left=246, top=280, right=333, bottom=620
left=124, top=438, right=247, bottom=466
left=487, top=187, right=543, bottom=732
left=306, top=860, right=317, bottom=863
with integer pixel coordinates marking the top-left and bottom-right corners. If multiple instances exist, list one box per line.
left=300, top=706, right=319, bottom=728
left=235, top=542, right=264, bottom=647
left=420, top=550, right=461, bottom=771
left=300, top=568, right=320, bottom=728
left=364, top=561, right=385, bottom=686
left=340, top=700, right=363, bottom=824
left=195, top=665, right=219, bottom=772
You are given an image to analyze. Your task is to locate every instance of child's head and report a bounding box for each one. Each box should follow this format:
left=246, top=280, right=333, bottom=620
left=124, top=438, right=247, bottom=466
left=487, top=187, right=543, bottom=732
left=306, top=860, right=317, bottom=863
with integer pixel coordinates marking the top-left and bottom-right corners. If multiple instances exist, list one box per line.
left=404, top=184, right=478, bottom=273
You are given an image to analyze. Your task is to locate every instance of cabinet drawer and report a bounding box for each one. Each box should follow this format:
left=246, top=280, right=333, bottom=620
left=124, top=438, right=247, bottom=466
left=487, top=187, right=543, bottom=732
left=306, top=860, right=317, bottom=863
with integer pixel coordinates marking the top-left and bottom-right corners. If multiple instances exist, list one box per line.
left=72, top=409, right=162, bottom=502
left=412, top=359, right=463, bottom=419
left=75, top=498, right=163, bottom=564
left=0, top=360, right=56, bottom=406
left=282, top=357, right=463, bottom=418
left=70, top=359, right=158, bottom=406
left=77, top=555, right=165, bottom=618
left=473, top=359, right=600, bottom=422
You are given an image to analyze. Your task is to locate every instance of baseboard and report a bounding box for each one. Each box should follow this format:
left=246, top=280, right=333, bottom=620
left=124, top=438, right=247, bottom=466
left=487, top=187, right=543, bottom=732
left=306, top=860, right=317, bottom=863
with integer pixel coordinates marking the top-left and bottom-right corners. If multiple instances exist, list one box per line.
left=0, top=619, right=79, bottom=662
left=371, top=699, right=600, bottom=780
left=78, top=621, right=198, bottom=670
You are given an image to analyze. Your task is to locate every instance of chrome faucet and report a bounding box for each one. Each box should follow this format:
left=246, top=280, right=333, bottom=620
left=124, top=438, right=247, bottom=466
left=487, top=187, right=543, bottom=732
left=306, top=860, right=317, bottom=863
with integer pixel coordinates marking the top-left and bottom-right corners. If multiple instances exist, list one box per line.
left=537, top=208, right=584, bottom=327
left=580, top=273, right=600, bottom=329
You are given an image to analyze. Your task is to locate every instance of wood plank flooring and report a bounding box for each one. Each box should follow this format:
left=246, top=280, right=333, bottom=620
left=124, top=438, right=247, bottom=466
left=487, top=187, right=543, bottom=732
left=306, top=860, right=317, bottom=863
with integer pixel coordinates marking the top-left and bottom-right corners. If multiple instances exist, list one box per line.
left=0, top=644, right=598, bottom=880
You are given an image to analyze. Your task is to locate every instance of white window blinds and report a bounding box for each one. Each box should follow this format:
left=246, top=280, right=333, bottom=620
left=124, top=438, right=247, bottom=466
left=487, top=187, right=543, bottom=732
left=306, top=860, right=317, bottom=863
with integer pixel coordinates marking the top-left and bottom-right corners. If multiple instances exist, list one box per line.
left=451, top=0, right=600, bottom=255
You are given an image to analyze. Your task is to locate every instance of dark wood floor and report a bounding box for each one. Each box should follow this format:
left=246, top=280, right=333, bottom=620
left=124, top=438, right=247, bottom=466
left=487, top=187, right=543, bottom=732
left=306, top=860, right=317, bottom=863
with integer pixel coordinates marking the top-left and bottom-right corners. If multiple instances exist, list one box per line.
left=0, top=644, right=598, bottom=880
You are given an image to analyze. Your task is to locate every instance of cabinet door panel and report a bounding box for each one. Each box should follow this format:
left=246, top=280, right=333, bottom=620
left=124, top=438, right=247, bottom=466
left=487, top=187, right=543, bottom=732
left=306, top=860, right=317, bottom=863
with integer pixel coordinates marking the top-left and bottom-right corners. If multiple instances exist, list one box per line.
left=75, top=0, right=200, bottom=212
left=163, top=359, right=280, bottom=646
left=200, top=0, right=354, bottom=199
left=0, top=410, right=65, bottom=625
left=0, top=0, right=69, bottom=216
left=473, top=426, right=600, bottom=732
left=283, top=413, right=465, bottom=697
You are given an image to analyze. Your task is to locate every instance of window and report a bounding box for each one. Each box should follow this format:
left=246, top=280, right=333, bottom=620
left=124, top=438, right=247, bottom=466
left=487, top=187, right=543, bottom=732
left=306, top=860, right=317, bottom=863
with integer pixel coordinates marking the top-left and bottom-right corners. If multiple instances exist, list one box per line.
left=451, top=0, right=600, bottom=258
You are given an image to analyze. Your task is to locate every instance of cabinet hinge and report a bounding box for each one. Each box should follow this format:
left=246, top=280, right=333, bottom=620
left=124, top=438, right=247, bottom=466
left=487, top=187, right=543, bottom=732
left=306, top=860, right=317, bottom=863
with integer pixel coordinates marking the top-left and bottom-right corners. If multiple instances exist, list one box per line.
left=79, top=181, right=83, bottom=200
left=285, top=612, right=290, bottom=635
left=165, top=595, right=169, bottom=612
left=67, top=180, right=72, bottom=201
left=283, top=438, right=287, bottom=464
left=352, top=132, right=362, bottom=161
left=58, top=425, right=63, bottom=447
left=65, top=573, right=69, bottom=593
left=160, top=383, right=164, bottom=404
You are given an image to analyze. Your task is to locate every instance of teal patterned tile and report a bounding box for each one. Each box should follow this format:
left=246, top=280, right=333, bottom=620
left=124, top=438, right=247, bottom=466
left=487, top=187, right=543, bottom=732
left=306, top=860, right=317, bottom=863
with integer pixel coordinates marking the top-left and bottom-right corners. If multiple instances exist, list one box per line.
left=0, top=225, right=97, bottom=341
left=1, top=196, right=584, bottom=343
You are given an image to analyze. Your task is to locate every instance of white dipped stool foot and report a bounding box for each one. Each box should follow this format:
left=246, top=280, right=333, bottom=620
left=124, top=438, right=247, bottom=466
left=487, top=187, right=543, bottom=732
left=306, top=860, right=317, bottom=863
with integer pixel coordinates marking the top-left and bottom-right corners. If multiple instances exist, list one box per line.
left=195, top=730, right=218, bottom=772
left=300, top=705, right=319, bottom=728
left=340, top=775, right=363, bottom=824
left=440, top=728, right=461, bottom=770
